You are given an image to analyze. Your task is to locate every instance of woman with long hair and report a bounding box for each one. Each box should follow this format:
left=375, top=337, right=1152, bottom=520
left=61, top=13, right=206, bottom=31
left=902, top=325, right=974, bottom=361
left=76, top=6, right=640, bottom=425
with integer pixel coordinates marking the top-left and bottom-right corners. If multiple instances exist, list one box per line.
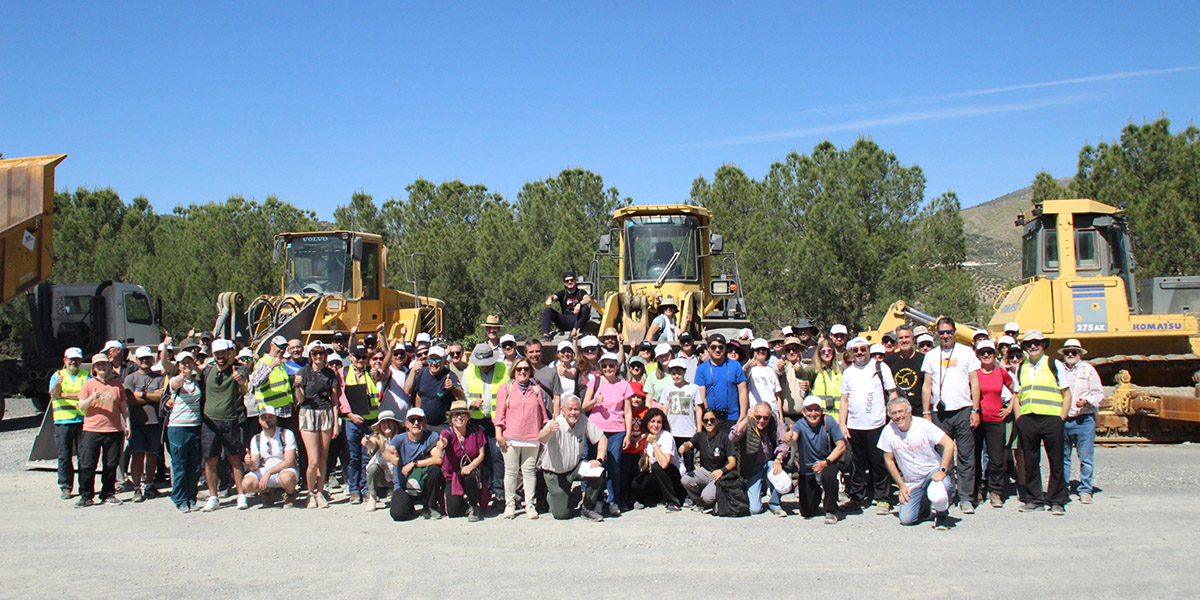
left=294, top=343, right=339, bottom=508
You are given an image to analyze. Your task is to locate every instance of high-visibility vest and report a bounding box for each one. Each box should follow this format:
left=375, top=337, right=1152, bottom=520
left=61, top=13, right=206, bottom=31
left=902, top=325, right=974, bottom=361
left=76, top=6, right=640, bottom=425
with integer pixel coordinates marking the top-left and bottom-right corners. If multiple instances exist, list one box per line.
left=253, top=355, right=292, bottom=409
left=53, top=369, right=88, bottom=423
left=813, top=368, right=843, bottom=419
left=1018, top=358, right=1065, bottom=417
left=465, top=363, right=509, bottom=420
left=344, top=367, right=380, bottom=420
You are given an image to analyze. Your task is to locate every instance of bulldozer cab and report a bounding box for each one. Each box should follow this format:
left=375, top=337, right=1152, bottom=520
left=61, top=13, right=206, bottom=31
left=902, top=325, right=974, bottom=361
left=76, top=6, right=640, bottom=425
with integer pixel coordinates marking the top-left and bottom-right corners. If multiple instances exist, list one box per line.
left=1019, top=199, right=1138, bottom=308
left=280, top=232, right=382, bottom=300
left=623, top=215, right=701, bottom=284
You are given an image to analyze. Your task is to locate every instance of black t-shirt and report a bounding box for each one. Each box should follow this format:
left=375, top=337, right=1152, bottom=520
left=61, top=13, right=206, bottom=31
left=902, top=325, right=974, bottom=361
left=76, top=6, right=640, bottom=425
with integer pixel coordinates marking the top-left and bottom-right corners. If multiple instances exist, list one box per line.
left=553, top=287, right=587, bottom=314
left=885, top=351, right=926, bottom=417
left=297, top=364, right=339, bottom=410
left=415, top=367, right=460, bottom=426
left=689, top=430, right=736, bottom=472
left=800, top=346, right=816, bottom=366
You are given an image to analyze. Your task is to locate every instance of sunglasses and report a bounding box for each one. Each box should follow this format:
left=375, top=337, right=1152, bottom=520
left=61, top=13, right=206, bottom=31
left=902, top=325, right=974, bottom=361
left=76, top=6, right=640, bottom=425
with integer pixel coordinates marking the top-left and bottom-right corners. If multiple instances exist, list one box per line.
left=407, top=417, right=425, bottom=423
left=514, top=367, right=532, bottom=373
left=600, top=363, right=617, bottom=369
left=502, top=343, right=515, bottom=349
left=753, top=415, right=771, bottom=421
left=448, top=351, right=462, bottom=357
left=702, top=418, right=718, bottom=424
left=709, top=343, right=725, bottom=350
left=681, top=340, right=694, bottom=345
left=428, top=357, right=444, bottom=364
left=977, top=350, right=995, bottom=357
left=918, top=342, right=934, bottom=348
left=1063, top=350, right=1080, bottom=357
left=630, top=363, right=644, bottom=369
left=937, top=330, right=955, bottom=336
left=451, top=412, right=469, bottom=418
left=820, top=349, right=834, bottom=355
left=564, top=278, right=575, bottom=283
left=852, top=348, right=868, bottom=354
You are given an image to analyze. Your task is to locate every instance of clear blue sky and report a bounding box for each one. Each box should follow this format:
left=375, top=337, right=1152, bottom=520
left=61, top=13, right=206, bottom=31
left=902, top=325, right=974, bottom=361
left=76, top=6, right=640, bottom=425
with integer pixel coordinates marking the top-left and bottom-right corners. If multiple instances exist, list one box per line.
left=3, top=2, right=1198, bottom=218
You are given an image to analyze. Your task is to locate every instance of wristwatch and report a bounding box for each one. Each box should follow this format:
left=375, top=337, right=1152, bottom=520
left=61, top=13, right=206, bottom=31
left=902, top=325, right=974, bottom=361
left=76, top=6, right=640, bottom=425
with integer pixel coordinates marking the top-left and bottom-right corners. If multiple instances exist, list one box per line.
left=938, top=466, right=948, bottom=473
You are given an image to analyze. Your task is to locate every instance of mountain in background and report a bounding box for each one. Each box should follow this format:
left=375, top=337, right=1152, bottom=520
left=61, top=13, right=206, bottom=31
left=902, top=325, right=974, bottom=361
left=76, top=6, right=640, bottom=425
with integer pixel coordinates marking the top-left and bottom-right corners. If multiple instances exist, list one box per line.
left=959, top=177, right=1073, bottom=306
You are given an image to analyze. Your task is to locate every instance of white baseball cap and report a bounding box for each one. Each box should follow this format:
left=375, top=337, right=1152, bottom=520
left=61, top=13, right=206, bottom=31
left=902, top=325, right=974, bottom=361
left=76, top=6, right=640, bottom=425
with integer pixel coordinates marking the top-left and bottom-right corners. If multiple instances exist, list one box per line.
left=557, top=340, right=575, bottom=352
left=428, top=345, right=446, bottom=358
left=998, top=335, right=1016, bottom=347
left=869, top=343, right=886, bottom=355
left=655, top=343, right=672, bottom=357
left=1022, top=330, right=1046, bottom=343
left=211, top=339, right=235, bottom=353
left=91, top=353, right=110, bottom=364
left=974, top=328, right=989, bottom=339
left=847, top=336, right=869, bottom=349
left=64, top=347, right=83, bottom=359
left=975, top=340, right=996, bottom=351
left=259, top=405, right=279, bottom=417
left=667, top=357, right=687, bottom=370
left=158, top=341, right=174, bottom=351
left=327, top=352, right=344, bottom=364
left=580, top=335, right=600, bottom=349
left=499, top=334, right=516, bottom=345
left=1004, top=322, right=1020, bottom=332
left=102, top=340, right=124, bottom=352
left=751, top=338, right=769, bottom=351
left=134, top=346, right=154, bottom=359
left=237, top=348, right=254, bottom=359
left=407, top=407, right=427, bottom=419
left=304, top=341, right=324, bottom=357
left=175, top=351, right=196, bottom=363
left=830, top=324, right=848, bottom=336
left=802, top=395, right=824, bottom=409
left=416, top=332, right=431, bottom=344
left=271, top=335, right=288, bottom=348
left=738, top=328, right=753, bottom=339
left=600, top=352, right=620, bottom=363
left=916, top=333, right=934, bottom=345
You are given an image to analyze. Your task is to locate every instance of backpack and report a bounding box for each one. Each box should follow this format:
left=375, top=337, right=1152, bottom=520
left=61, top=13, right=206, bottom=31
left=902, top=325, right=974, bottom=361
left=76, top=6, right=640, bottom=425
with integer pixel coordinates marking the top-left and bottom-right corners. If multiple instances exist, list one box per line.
left=715, top=470, right=751, bottom=517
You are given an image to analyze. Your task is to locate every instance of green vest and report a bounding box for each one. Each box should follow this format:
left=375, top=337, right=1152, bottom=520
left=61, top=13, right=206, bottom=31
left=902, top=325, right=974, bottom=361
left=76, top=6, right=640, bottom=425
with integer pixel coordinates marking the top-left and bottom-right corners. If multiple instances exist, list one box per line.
left=53, top=369, right=87, bottom=423
left=1018, top=358, right=1065, bottom=417
left=344, top=366, right=379, bottom=420
left=813, top=368, right=843, bottom=420
left=465, top=363, right=509, bottom=420
left=253, top=355, right=292, bottom=409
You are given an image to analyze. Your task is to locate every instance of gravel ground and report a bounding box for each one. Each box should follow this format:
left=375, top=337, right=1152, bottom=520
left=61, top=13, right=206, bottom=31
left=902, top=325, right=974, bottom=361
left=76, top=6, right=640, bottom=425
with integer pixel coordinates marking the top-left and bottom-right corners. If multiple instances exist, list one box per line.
left=2, top=397, right=1198, bottom=599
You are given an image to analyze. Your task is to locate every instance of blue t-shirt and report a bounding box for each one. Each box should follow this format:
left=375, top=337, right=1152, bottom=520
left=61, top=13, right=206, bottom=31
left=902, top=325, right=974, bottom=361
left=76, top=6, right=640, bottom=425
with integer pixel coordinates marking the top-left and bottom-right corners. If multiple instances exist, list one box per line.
left=694, top=359, right=747, bottom=421
left=284, top=358, right=308, bottom=376
left=413, top=367, right=460, bottom=426
left=389, top=431, right=438, bottom=490
left=792, top=414, right=844, bottom=476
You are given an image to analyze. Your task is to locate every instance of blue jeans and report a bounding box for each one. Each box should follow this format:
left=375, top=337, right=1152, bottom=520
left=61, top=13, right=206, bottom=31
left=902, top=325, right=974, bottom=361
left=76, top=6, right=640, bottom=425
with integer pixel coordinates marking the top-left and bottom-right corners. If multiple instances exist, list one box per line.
left=898, top=472, right=952, bottom=525
left=746, top=462, right=781, bottom=514
left=598, top=431, right=625, bottom=505
left=54, top=422, right=82, bottom=491
left=167, top=426, right=202, bottom=510
left=1063, top=414, right=1096, bottom=495
left=344, top=419, right=374, bottom=495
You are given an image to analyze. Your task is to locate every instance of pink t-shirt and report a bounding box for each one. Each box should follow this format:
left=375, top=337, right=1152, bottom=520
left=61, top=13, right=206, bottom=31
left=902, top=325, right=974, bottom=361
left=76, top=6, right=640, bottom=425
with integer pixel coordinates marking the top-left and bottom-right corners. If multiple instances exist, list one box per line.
left=81, top=377, right=126, bottom=433
left=588, top=378, right=633, bottom=433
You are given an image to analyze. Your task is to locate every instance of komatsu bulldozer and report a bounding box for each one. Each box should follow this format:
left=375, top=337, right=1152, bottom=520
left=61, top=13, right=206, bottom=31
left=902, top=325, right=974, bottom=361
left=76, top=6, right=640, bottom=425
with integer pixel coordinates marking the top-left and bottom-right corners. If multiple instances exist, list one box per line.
left=214, top=231, right=443, bottom=352
left=580, top=204, right=749, bottom=344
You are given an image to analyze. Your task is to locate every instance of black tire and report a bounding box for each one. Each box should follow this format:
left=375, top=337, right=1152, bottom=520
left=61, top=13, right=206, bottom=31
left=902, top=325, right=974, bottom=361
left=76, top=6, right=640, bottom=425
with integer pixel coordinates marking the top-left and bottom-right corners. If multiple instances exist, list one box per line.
left=29, top=392, right=50, bottom=414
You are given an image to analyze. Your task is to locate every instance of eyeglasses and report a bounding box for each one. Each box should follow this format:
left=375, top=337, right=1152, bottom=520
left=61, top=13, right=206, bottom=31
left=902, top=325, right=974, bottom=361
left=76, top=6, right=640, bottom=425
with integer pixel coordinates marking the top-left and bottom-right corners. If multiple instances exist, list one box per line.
left=820, top=349, right=834, bottom=355
left=514, top=367, right=532, bottom=373
left=407, top=417, right=425, bottom=423
left=451, top=412, right=469, bottom=419
left=1063, top=350, right=1079, bottom=357
left=448, top=351, right=462, bottom=357
left=709, top=343, right=725, bottom=350
left=918, top=342, right=934, bottom=349
left=753, top=415, right=771, bottom=421
left=977, top=350, right=995, bottom=357
left=937, top=330, right=955, bottom=336
left=600, top=363, right=617, bottom=369
left=702, top=418, right=718, bottom=424
left=851, top=348, right=868, bottom=354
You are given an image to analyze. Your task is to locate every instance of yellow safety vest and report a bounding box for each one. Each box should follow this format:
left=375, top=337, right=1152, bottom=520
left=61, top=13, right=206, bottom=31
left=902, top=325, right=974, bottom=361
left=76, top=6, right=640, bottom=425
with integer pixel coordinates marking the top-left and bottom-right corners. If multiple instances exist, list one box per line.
left=465, top=363, right=509, bottom=420
left=1018, top=358, right=1065, bottom=417
left=344, top=367, right=380, bottom=420
left=253, top=355, right=292, bottom=409
left=813, top=368, right=843, bottom=420
left=53, top=369, right=88, bottom=423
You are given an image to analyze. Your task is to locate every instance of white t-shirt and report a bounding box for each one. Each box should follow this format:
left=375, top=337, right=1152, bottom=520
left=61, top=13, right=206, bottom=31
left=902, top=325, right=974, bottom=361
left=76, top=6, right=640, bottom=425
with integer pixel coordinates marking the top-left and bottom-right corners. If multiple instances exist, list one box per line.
left=747, top=365, right=782, bottom=415
left=251, top=428, right=297, bottom=471
left=385, top=366, right=412, bottom=414
left=646, top=430, right=684, bottom=475
left=877, top=416, right=946, bottom=482
left=658, top=383, right=702, bottom=439
left=840, top=359, right=896, bottom=430
left=921, top=343, right=980, bottom=411
left=553, top=360, right=577, bottom=397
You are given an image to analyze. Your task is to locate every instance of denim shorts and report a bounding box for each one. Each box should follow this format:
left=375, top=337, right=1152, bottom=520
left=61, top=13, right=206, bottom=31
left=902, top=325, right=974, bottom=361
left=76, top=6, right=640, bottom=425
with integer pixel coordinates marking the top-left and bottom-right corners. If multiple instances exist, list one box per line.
left=127, top=423, right=162, bottom=454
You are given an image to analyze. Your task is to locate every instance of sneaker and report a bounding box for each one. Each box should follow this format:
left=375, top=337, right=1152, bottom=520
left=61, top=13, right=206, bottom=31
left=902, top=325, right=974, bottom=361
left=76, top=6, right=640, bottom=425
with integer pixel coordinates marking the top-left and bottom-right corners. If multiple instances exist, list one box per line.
left=316, top=492, right=330, bottom=509
left=990, top=493, right=1003, bottom=508
left=632, top=502, right=645, bottom=511
left=876, top=501, right=891, bottom=515
left=61, top=488, right=72, bottom=500
left=133, top=489, right=145, bottom=503
left=504, top=506, right=516, bottom=519
left=202, top=496, right=219, bottom=512
left=421, top=507, right=443, bottom=520
left=365, top=494, right=377, bottom=511
left=768, top=506, right=786, bottom=517
left=103, top=495, right=122, bottom=506
left=824, top=512, right=839, bottom=525
left=75, top=497, right=95, bottom=508
left=682, top=497, right=695, bottom=508
left=528, top=509, right=539, bottom=519
left=1079, top=493, right=1093, bottom=504
left=581, top=508, right=604, bottom=522
left=350, top=492, right=363, bottom=505
left=607, top=502, right=622, bottom=516
left=1051, top=504, right=1065, bottom=516
left=934, top=514, right=949, bottom=530
left=665, top=503, right=682, bottom=513
left=306, top=495, right=318, bottom=509
left=467, top=507, right=483, bottom=522
left=959, top=501, right=974, bottom=515
left=176, top=503, right=191, bottom=514
left=115, top=481, right=131, bottom=493
left=236, top=494, right=249, bottom=510
left=1018, top=502, right=1040, bottom=512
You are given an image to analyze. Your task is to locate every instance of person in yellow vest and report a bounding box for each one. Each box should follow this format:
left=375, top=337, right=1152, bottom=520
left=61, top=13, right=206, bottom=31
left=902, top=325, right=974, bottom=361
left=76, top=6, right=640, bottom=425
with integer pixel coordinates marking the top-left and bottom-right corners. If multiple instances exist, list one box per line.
left=1013, top=330, right=1072, bottom=516
left=464, top=342, right=510, bottom=509
left=49, top=347, right=88, bottom=499
left=342, top=342, right=384, bottom=505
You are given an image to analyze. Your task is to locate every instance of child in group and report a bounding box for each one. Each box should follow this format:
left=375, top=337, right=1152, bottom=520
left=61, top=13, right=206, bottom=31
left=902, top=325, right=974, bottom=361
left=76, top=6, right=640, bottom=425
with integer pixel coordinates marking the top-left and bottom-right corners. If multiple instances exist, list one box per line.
left=656, top=357, right=703, bottom=473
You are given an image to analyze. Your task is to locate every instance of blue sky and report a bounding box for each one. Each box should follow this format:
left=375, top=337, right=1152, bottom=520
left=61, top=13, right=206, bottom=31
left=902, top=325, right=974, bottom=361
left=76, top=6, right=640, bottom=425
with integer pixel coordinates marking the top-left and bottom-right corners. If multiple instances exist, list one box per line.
left=3, top=2, right=1198, bottom=218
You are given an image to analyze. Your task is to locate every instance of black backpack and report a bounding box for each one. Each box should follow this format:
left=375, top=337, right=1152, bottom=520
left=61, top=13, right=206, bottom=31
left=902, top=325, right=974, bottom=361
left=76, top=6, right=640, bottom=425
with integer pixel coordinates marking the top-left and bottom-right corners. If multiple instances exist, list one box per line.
left=715, top=470, right=751, bottom=517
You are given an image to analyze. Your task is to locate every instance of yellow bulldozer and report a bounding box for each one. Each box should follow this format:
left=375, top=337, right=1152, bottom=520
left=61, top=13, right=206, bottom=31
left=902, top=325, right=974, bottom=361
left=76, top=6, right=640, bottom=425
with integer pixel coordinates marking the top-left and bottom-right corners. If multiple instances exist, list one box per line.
left=580, top=204, right=749, bottom=344
left=214, top=230, right=444, bottom=352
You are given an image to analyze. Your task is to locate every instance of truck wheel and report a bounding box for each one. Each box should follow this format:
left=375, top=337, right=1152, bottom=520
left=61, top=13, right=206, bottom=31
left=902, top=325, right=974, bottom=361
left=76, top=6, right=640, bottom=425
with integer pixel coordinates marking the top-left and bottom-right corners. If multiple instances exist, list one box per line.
left=30, top=394, right=50, bottom=414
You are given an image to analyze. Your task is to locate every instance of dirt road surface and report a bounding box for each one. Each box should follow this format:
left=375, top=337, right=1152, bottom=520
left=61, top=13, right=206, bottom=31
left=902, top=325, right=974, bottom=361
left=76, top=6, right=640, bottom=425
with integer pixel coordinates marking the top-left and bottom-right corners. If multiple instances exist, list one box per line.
left=2, top=398, right=1198, bottom=599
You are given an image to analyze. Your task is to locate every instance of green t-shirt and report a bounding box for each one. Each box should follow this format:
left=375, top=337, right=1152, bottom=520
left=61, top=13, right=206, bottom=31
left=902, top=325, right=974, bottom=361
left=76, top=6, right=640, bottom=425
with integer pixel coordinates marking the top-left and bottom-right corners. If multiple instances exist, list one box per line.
left=203, top=364, right=248, bottom=421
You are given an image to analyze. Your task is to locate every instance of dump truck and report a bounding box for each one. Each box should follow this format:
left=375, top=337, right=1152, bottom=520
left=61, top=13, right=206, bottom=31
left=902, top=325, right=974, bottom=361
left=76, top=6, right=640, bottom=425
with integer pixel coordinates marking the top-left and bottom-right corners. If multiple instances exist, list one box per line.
left=580, top=204, right=749, bottom=344
left=213, top=230, right=444, bottom=352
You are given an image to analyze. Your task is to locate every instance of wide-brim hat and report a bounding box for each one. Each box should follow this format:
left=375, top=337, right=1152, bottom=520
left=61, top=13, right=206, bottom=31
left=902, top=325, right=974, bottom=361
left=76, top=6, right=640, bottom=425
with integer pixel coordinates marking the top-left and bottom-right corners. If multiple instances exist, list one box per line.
left=469, top=342, right=497, bottom=367
left=448, top=400, right=470, bottom=414
left=659, top=295, right=677, bottom=308
left=1059, top=338, right=1088, bottom=356
left=480, top=314, right=503, bottom=328
left=768, top=330, right=785, bottom=344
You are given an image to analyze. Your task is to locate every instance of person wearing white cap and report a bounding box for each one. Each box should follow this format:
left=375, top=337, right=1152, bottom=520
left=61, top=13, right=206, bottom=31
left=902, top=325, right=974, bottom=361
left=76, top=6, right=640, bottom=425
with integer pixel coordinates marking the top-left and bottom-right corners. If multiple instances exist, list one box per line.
left=645, top=296, right=679, bottom=343
left=1060, top=338, right=1102, bottom=504
left=920, top=316, right=982, bottom=515
left=200, top=339, right=252, bottom=511
left=75, top=352, right=129, bottom=507
left=582, top=350, right=636, bottom=516
left=576, top=335, right=604, bottom=389
left=165, top=351, right=204, bottom=511
left=840, top=336, right=898, bottom=514
left=103, top=339, right=137, bottom=381
left=787, top=395, right=847, bottom=524
left=541, top=272, right=592, bottom=341
left=552, top=340, right=579, bottom=401
left=657, top=357, right=704, bottom=466
left=498, top=334, right=521, bottom=372
left=241, top=405, right=300, bottom=508
left=124, top=346, right=165, bottom=502
left=1004, top=322, right=1020, bottom=339
left=973, top=339, right=1015, bottom=508
left=747, top=338, right=784, bottom=431
left=973, top=329, right=991, bottom=346
left=878, top=397, right=956, bottom=530
left=829, top=324, right=850, bottom=356
left=1013, top=330, right=1071, bottom=515
left=49, top=347, right=88, bottom=499
left=642, top=343, right=674, bottom=412
left=384, top=407, right=446, bottom=520
left=403, top=345, right=464, bottom=429
left=916, top=333, right=935, bottom=353
left=415, top=332, right=432, bottom=347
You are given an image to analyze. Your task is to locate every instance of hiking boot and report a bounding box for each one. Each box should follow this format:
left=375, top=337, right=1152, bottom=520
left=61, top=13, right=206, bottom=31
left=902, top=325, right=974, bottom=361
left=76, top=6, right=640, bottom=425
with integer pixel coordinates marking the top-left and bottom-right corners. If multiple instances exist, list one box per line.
left=282, top=493, right=297, bottom=509
left=202, top=496, right=219, bottom=512
left=1050, top=504, right=1065, bottom=516
left=1079, top=493, right=1093, bottom=504
left=350, top=492, right=363, bottom=505
left=75, top=497, right=95, bottom=508
left=467, top=506, right=483, bottom=522
left=365, top=494, right=377, bottom=511
left=103, top=496, right=122, bottom=506
left=1018, top=502, right=1040, bottom=513
left=989, top=493, right=1003, bottom=508
left=768, top=506, right=786, bottom=517
left=61, top=488, right=72, bottom=500
left=933, top=514, right=949, bottom=530
left=876, top=501, right=891, bottom=515
left=959, top=501, right=974, bottom=514
left=581, top=508, right=604, bottom=522
left=133, top=489, right=145, bottom=503
left=824, top=512, right=839, bottom=525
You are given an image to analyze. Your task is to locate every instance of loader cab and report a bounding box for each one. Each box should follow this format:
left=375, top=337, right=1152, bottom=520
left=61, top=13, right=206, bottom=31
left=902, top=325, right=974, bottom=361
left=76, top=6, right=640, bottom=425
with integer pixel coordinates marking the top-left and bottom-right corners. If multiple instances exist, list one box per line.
left=1018, top=199, right=1137, bottom=307
left=280, top=232, right=383, bottom=300
left=622, top=215, right=702, bottom=283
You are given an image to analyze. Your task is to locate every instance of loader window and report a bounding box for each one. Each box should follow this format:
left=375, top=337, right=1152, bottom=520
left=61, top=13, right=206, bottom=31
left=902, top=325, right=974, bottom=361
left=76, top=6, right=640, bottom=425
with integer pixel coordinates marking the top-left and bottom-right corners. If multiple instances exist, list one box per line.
left=1075, top=230, right=1098, bottom=271
left=1044, top=229, right=1059, bottom=271
left=283, top=235, right=351, bottom=296
left=124, top=293, right=153, bottom=325
left=360, top=242, right=379, bottom=300
left=624, top=216, right=700, bottom=282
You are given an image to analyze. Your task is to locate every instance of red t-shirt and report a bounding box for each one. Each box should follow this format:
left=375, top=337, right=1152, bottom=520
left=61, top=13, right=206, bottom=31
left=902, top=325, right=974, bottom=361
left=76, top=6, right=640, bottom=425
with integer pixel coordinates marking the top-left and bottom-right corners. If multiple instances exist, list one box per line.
left=977, top=367, right=1013, bottom=422
left=623, top=405, right=649, bottom=455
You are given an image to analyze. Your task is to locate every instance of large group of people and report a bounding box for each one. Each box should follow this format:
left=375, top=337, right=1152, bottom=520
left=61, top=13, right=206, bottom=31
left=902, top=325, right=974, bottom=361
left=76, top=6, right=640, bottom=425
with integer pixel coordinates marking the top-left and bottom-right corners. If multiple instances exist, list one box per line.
left=47, top=289, right=1103, bottom=529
